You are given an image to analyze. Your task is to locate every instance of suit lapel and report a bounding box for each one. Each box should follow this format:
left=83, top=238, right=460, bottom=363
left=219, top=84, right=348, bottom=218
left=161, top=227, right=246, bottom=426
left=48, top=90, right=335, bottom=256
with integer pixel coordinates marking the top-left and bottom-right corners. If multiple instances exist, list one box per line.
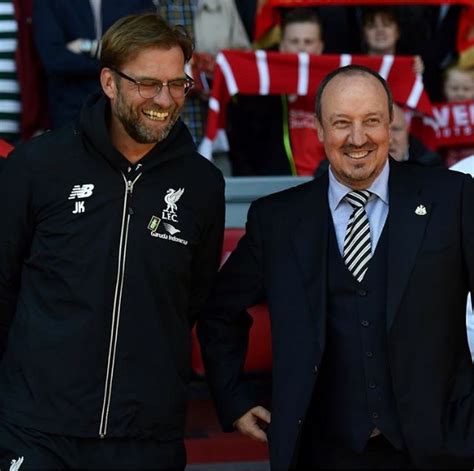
left=386, top=161, right=431, bottom=331
left=291, top=174, right=329, bottom=355
left=289, top=162, right=430, bottom=343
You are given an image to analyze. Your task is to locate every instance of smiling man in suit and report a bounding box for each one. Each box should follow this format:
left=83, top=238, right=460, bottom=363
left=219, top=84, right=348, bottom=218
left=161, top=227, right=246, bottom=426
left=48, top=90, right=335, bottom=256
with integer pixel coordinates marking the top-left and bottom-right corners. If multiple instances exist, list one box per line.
left=198, top=65, right=474, bottom=469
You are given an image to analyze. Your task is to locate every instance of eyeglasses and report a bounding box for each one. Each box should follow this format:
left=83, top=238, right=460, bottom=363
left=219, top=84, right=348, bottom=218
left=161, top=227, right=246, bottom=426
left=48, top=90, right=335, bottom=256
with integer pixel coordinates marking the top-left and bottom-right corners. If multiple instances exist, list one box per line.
left=111, top=68, right=194, bottom=99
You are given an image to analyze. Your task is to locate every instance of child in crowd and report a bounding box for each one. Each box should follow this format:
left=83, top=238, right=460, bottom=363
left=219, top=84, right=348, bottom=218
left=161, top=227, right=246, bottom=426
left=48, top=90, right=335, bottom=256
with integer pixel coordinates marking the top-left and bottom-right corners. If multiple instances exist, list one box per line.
left=362, top=6, right=399, bottom=55
left=443, top=63, right=474, bottom=102
left=362, top=6, right=424, bottom=73
left=440, top=61, right=474, bottom=165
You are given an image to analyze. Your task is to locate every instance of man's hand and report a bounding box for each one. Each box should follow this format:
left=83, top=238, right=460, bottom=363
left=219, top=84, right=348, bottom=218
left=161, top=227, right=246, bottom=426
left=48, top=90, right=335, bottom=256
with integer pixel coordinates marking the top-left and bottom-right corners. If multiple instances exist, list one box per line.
left=66, top=38, right=83, bottom=55
left=413, top=55, right=425, bottom=75
left=233, top=406, right=271, bottom=442
left=66, top=39, right=100, bottom=58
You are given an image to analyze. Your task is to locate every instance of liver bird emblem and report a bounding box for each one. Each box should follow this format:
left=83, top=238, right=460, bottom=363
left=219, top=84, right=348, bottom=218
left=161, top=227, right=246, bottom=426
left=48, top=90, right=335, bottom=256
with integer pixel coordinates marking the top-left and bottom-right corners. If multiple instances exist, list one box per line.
left=164, top=188, right=185, bottom=214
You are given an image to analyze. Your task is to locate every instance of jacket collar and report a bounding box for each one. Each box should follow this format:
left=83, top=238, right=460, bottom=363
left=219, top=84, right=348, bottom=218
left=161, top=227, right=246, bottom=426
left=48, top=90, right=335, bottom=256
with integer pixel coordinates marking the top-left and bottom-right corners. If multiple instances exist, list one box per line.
left=78, top=92, right=196, bottom=174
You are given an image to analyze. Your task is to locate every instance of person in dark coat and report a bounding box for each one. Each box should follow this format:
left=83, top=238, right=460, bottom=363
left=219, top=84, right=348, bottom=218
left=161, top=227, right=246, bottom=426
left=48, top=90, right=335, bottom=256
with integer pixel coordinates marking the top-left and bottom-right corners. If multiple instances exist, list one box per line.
left=199, top=65, right=474, bottom=470
left=0, top=13, right=224, bottom=470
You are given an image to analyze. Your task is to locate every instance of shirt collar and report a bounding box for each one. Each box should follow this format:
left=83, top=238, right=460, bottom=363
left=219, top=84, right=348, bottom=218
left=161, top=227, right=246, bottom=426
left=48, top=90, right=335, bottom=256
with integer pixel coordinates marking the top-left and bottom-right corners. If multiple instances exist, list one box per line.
left=328, top=158, right=390, bottom=211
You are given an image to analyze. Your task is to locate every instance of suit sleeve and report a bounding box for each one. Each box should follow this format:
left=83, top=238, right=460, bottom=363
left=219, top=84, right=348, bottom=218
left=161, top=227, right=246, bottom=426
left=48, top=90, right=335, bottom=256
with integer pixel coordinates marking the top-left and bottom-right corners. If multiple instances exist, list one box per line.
left=462, top=174, right=474, bottom=314
left=33, top=0, right=100, bottom=77
left=0, top=149, right=34, bottom=361
left=197, top=200, right=266, bottom=430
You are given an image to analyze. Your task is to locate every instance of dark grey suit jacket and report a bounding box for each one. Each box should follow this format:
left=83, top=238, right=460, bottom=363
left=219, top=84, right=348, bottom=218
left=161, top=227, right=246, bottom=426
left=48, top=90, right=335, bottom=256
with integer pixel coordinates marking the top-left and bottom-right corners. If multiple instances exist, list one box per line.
left=198, top=159, right=474, bottom=470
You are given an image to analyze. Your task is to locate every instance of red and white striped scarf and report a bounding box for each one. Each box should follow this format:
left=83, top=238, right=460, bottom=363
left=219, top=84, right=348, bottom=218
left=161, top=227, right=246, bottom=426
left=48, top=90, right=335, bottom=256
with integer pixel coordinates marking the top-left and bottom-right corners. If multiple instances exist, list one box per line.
left=200, top=50, right=431, bottom=157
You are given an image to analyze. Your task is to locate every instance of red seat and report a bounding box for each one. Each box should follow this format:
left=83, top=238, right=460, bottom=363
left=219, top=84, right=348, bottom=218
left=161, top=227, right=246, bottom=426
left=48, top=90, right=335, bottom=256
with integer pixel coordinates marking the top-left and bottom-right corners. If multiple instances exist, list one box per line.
left=220, top=227, right=245, bottom=267
left=0, top=138, right=13, bottom=158
left=191, top=228, right=272, bottom=375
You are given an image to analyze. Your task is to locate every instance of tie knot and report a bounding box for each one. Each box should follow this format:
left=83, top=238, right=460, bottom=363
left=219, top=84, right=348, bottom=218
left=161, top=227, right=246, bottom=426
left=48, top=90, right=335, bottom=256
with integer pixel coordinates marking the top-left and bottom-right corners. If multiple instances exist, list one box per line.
left=345, top=190, right=371, bottom=209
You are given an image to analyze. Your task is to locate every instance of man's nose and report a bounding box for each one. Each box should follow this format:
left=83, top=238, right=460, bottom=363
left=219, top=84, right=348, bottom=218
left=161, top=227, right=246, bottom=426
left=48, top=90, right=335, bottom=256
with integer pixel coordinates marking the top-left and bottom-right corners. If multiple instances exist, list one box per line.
left=349, top=123, right=366, bottom=147
left=153, top=85, right=173, bottom=107
left=295, top=41, right=306, bottom=53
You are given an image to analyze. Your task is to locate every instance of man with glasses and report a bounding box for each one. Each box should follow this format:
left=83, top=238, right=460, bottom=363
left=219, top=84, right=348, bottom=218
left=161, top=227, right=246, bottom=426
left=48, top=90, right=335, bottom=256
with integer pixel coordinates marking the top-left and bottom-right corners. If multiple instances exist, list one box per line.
left=0, top=13, right=224, bottom=470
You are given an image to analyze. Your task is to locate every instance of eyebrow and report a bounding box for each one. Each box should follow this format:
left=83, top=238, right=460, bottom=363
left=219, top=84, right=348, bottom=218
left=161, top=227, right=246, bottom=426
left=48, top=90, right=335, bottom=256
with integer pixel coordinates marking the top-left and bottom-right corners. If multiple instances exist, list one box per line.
left=329, top=112, right=384, bottom=120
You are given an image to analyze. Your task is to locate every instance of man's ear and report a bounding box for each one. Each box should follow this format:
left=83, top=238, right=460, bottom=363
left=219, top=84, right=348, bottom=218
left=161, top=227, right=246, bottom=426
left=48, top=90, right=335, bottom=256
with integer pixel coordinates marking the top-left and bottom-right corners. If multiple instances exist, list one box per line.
left=100, top=68, right=117, bottom=100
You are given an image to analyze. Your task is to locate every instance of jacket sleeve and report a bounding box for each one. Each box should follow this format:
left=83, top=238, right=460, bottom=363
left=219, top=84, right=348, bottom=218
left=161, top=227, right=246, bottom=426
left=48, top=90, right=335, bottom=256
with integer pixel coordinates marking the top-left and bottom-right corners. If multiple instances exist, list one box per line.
left=33, top=0, right=100, bottom=77
left=188, top=174, right=226, bottom=321
left=197, top=199, right=266, bottom=431
left=0, top=149, right=34, bottom=361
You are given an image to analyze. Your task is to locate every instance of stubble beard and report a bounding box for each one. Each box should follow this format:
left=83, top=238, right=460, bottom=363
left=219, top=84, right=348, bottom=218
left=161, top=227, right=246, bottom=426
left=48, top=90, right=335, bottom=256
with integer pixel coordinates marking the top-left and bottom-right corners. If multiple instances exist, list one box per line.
left=338, top=160, right=384, bottom=189
left=115, top=91, right=179, bottom=144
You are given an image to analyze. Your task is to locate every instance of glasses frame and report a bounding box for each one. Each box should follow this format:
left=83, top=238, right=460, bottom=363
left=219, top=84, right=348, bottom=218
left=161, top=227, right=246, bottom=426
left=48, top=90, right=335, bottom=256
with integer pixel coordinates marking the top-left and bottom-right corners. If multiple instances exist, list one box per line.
left=111, top=68, right=194, bottom=99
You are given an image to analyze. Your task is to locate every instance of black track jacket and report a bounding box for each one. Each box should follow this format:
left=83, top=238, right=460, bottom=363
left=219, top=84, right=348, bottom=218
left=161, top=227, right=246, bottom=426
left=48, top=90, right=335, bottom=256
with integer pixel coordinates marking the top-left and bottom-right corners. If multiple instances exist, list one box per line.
left=0, top=93, right=225, bottom=440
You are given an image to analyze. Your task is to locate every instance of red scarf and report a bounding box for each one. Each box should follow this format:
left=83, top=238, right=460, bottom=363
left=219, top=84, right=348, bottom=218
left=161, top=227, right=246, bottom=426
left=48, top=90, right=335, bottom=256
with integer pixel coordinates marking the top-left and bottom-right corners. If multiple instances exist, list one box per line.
left=411, top=100, right=474, bottom=149
left=0, top=139, right=13, bottom=158
left=203, top=51, right=432, bottom=151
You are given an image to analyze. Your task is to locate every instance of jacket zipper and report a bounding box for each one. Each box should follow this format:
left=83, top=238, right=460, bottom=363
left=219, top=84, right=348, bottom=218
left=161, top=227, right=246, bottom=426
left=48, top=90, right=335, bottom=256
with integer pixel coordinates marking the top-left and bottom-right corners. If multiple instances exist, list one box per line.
left=99, top=171, right=142, bottom=438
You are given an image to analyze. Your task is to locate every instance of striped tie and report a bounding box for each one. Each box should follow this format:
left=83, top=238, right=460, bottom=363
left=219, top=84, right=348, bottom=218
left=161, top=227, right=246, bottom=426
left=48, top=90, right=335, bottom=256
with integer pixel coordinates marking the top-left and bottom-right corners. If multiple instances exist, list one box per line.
left=343, top=190, right=372, bottom=282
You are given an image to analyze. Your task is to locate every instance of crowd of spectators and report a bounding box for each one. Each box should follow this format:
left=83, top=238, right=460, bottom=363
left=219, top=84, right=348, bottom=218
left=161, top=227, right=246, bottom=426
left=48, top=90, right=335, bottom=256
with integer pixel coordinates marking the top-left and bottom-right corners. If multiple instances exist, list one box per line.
left=0, top=1, right=473, bottom=175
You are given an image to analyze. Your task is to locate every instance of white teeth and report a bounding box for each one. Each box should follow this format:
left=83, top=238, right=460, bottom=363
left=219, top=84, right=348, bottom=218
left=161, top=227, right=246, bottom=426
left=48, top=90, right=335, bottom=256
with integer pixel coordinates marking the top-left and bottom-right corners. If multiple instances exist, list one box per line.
left=348, top=151, right=369, bottom=159
left=143, top=110, right=169, bottom=121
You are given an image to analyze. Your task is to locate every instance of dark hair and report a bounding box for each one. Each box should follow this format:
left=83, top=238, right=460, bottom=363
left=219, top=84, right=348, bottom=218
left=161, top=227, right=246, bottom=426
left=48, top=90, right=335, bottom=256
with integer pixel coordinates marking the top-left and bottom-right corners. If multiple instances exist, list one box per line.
left=442, top=56, right=473, bottom=77
left=101, top=13, right=194, bottom=70
left=315, top=65, right=394, bottom=122
left=281, top=7, right=323, bottom=38
left=362, top=6, right=400, bottom=29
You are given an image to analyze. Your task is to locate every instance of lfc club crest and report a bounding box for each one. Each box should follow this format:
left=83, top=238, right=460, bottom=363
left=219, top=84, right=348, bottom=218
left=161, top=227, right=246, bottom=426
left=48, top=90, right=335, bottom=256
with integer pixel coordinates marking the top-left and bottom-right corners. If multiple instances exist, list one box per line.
left=162, top=188, right=184, bottom=223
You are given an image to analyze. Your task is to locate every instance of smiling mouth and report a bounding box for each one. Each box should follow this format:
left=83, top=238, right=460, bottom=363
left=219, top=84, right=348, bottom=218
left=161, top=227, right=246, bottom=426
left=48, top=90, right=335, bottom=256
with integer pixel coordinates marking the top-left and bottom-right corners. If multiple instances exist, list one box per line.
left=346, top=150, right=372, bottom=159
left=142, top=110, right=169, bottom=121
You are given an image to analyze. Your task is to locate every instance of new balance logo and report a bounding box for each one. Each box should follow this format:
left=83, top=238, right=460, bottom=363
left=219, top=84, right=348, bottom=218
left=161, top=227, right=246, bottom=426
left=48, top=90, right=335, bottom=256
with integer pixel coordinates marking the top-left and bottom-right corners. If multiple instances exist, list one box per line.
left=68, top=184, right=94, bottom=200
left=9, top=456, right=24, bottom=471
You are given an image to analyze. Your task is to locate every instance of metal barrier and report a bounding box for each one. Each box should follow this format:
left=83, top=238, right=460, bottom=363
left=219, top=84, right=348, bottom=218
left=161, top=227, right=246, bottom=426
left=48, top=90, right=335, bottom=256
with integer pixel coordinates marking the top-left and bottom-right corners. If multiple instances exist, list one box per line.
left=224, top=176, right=312, bottom=228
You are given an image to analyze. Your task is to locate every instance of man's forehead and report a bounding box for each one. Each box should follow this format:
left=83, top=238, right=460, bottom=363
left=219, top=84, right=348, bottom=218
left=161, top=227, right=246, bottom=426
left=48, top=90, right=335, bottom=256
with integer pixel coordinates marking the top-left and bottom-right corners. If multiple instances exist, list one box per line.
left=323, top=73, right=387, bottom=102
left=283, top=22, right=321, bottom=38
left=123, top=45, right=185, bottom=65
left=328, top=71, right=381, bottom=88
left=319, top=73, right=391, bottom=121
